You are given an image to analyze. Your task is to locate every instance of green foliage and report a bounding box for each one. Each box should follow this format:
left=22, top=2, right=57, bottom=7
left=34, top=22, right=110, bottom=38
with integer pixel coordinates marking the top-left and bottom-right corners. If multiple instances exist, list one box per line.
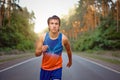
left=16, top=40, right=34, bottom=51
left=0, top=8, right=37, bottom=52
left=73, top=31, right=102, bottom=51
left=73, top=17, right=120, bottom=51
left=61, top=0, right=120, bottom=51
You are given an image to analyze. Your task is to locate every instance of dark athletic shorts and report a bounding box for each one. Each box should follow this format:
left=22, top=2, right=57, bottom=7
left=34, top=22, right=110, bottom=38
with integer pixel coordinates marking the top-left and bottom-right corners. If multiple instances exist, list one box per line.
left=40, top=68, right=62, bottom=80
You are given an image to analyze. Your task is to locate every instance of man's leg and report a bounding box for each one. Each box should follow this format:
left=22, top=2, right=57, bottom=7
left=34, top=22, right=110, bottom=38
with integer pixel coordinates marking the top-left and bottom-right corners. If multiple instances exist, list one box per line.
left=40, top=68, right=51, bottom=80
left=51, top=68, right=62, bottom=80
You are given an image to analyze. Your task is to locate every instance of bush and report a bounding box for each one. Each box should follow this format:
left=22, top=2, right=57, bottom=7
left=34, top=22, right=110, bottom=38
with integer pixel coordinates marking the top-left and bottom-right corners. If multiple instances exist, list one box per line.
left=73, top=17, right=120, bottom=51
left=16, top=40, right=35, bottom=51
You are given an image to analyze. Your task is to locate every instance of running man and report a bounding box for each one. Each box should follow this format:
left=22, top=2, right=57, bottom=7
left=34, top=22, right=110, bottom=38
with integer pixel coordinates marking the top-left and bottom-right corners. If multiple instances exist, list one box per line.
left=35, top=15, right=72, bottom=80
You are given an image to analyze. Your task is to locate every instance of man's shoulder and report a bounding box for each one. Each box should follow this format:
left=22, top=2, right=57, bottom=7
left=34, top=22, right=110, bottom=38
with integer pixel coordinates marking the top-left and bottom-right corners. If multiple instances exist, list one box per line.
left=61, top=33, right=69, bottom=44
left=62, top=33, right=68, bottom=40
left=40, top=32, right=47, bottom=38
left=42, top=32, right=48, bottom=40
left=38, top=32, right=47, bottom=42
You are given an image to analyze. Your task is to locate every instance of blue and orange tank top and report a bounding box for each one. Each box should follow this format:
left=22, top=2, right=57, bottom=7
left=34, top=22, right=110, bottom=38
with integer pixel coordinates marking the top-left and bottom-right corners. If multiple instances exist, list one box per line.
left=41, top=32, right=63, bottom=70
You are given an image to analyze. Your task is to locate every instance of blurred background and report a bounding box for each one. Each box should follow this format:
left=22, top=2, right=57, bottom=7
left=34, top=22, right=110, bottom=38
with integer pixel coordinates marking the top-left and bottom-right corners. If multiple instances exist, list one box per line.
left=0, top=0, right=120, bottom=70
left=0, top=0, right=120, bottom=52
left=0, top=0, right=120, bottom=80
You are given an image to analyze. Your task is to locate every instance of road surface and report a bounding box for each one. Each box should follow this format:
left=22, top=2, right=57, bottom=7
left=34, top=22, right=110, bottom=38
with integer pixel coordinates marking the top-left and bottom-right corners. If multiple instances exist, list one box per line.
left=0, top=53, right=120, bottom=80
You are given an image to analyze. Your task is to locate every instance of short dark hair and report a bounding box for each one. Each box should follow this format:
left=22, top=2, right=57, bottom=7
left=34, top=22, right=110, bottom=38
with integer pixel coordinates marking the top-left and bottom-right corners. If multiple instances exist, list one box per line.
left=47, top=15, right=61, bottom=26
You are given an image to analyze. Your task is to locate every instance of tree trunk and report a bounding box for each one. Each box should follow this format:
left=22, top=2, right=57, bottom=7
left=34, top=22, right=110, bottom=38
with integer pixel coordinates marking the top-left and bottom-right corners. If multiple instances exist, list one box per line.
left=0, top=0, right=5, bottom=27
left=117, top=0, right=119, bottom=32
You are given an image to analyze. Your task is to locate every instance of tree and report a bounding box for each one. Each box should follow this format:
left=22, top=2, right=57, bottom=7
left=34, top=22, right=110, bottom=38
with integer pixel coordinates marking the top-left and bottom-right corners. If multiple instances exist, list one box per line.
left=0, top=0, right=22, bottom=27
left=0, top=0, right=5, bottom=27
left=0, top=7, right=36, bottom=51
left=116, top=0, right=120, bottom=32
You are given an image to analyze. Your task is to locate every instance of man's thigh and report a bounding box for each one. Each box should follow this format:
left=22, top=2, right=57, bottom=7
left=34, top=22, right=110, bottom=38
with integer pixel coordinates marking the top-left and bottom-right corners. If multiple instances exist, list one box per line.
left=40, top=68, right=51, bottom=80
left=51, top=68, right=62, bottom=80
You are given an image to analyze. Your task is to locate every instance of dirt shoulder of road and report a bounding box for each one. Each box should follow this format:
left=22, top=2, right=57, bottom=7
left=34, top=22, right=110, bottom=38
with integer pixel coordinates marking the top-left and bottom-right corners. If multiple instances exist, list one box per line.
left=75, top=50, right=120, bottom=72
left=0, top=52, right=35, bottom=70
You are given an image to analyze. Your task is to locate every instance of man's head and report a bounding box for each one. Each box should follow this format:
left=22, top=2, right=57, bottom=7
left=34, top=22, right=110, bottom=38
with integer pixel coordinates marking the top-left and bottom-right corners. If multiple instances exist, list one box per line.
left=47, top=15, right=61, bottom=32
left=47, top=15, right=61, bottom=26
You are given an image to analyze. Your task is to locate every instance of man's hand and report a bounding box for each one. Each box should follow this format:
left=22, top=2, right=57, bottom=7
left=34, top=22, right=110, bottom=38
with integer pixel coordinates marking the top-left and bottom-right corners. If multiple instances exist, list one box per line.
left=42, top=45, right=48, bottom=52
left=66, top=61, right=72, bottom=68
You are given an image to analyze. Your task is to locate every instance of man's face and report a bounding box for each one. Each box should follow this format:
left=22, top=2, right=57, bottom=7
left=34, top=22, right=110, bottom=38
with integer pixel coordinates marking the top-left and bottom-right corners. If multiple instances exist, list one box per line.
left=48, top=19, right=60, bottom=33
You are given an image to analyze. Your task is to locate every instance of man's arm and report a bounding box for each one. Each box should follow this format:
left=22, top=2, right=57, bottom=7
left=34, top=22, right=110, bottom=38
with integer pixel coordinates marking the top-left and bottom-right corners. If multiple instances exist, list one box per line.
left=63, top=35, right=72, bottom=68
left=35, top=34, right=44, bottom=57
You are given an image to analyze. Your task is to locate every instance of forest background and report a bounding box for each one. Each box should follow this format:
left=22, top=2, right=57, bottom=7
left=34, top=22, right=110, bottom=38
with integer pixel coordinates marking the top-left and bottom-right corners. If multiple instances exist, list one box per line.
left=0, top=0, right=120, bottom=54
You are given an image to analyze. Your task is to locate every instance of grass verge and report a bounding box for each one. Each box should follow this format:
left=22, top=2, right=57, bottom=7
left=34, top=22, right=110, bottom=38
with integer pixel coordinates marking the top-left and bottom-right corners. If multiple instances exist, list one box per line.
left=75, top=50, right=120, bottom=65
left=0, top=53, right=34, bottom=63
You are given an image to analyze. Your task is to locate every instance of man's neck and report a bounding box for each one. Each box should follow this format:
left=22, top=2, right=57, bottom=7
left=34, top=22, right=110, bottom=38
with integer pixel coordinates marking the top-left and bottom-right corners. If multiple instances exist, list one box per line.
left=49, top=32, right=59, bottom=39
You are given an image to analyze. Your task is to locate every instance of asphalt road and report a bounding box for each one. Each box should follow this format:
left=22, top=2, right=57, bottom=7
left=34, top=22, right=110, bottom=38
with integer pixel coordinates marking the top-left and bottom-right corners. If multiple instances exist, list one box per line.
left=0, top=53, right=120, bottom=80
